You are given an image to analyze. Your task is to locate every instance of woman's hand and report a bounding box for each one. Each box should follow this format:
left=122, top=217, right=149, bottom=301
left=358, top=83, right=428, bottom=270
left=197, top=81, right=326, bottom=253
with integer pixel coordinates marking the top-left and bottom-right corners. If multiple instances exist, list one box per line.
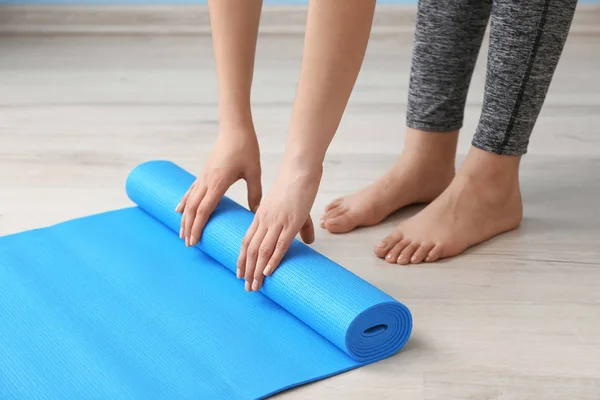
left=176, top=127, right=262, bottom=247
left=236, top=160, right=322, bottom=292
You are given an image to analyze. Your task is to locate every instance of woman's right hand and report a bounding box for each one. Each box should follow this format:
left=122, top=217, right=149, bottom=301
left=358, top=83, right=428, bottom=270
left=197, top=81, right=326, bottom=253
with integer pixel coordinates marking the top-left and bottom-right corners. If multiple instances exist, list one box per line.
left=176, top=126, right=262, bottom=247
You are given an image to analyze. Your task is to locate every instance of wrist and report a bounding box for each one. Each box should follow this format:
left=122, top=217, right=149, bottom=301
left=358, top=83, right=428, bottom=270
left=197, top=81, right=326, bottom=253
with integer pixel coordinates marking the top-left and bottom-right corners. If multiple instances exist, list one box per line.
left=219, top=104, right=254, bottom=134
left=218, top=118, right=256, bottom=139
left=281, top=149, right=324, bottom=179
left=284, top=127, right=332, bottom=177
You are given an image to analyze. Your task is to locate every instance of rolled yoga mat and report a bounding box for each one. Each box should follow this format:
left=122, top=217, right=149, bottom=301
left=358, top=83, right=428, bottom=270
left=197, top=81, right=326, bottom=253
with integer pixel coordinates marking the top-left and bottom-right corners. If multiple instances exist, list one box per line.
left=0, top=160, right=412, bottom=400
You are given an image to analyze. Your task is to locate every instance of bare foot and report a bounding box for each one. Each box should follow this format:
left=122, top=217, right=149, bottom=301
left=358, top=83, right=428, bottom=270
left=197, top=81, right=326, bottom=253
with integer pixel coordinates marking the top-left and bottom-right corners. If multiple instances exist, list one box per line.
left=375, top=146, right=524, bottom=264
left=321, top=129, right=458, bottom=233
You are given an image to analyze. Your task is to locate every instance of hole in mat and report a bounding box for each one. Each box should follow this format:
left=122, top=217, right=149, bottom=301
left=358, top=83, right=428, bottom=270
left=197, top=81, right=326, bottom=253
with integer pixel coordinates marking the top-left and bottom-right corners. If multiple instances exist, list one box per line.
left=363, top=324, right=387, bottom=336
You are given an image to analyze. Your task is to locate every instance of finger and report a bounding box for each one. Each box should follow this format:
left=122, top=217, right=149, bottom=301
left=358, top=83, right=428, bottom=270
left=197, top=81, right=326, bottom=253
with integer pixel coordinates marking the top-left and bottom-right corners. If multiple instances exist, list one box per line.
left=176, top=183, right=194, bottom=213
left=245, top=225, right=268, bottom=291
left=251, top=225, right=283, bottom=291
left=181, top=191, right=194, bottom=243
left=177, top=184, right=195, bottom=237
left=245, top=171, right=262, bottom=213
left=263, top=228, right=296, bottom=277
left=299, top=215, right=315, bottom=244
left=183, top=185, right=207, bottom=246
left=189, top=188, right=226, bottom=246
left=237, top=218, right=260, bottom=280
left=179, top=212, right=185, bottom=239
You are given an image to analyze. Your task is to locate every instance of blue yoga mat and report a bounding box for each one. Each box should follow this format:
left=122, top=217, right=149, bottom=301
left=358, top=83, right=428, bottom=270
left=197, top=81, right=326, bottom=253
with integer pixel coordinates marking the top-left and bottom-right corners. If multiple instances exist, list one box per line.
left=0, top=161, right=412, bottom=399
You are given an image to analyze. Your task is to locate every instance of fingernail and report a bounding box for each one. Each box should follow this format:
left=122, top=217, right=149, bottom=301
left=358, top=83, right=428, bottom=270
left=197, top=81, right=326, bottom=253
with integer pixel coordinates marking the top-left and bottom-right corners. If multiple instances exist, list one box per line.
left=251, top=279, right=259, bottom=291
left=377, top=241, right=387, bottom=248
left=175, top=203, right=181, bottom=212
left=190, top=235, right=196, bottom=246
left=185, top=237, right=189, bottom=247
left=244, top=281, right=251, bottom=292
left=236, top=268, right=242, bottom=279
left=263, top=264, right=273, bottom=276
left=179, top=227, right=183, bottom=239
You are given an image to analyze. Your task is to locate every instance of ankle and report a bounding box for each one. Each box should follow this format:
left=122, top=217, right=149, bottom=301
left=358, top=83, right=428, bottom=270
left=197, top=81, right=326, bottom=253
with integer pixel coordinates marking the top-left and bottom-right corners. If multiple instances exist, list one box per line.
left=462, top=146, right=520, bottom=181
left=403, top=128, right=458, bottom=166
left=458, top=146, right=522, bottom=202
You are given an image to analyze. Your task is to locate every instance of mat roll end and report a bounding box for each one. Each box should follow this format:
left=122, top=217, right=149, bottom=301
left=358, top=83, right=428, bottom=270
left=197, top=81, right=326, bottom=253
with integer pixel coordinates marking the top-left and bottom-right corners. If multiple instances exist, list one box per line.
left=346, top=301, right=412, bottom=363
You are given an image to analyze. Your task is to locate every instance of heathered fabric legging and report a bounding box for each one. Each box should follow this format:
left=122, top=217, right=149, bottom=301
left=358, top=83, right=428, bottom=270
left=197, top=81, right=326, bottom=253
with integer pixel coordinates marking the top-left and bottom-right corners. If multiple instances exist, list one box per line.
left=406, top=0, right=578, bottom=156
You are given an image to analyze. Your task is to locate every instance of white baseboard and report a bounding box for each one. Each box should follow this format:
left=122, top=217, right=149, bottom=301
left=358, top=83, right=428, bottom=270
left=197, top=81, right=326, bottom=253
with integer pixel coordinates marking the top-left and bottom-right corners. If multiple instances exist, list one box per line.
left=0, top=4, right=598, bottom=35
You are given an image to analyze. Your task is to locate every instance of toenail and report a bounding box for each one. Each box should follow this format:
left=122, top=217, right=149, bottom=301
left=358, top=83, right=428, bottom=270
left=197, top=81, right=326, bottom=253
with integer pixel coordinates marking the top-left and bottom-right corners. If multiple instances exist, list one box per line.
left=377, top=241, right=387, bottom=248
left=386, top=253, right=393, bottom=260
left=411, top=256, right=417, bottom=263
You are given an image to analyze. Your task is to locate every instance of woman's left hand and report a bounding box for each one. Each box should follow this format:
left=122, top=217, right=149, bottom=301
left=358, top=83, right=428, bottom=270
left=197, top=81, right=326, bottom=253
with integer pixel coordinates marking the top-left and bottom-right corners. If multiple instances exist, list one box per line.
left=237, top=161, right=322, bottom=292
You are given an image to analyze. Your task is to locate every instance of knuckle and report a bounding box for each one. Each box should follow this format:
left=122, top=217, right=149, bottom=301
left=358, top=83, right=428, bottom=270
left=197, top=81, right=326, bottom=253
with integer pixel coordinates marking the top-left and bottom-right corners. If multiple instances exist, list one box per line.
left=190, top=184, right=201, bottom=195
left=185, top=201, right=199, bottom=214
left=241, top=236, right=251, bottom=248
left=209, top=169, right=226, bottom=187
left=258, top=246, right=271, bottom=256
left=195, top=206, right=208, bottom=219
left=275, top=240, right=287, bottom=251
left=247, top=246, right=258, bottom=258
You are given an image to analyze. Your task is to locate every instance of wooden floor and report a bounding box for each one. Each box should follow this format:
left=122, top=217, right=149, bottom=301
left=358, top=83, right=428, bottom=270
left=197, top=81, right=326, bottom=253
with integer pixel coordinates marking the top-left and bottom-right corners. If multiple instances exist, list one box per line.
left=1, top=6, right=600, bottom=399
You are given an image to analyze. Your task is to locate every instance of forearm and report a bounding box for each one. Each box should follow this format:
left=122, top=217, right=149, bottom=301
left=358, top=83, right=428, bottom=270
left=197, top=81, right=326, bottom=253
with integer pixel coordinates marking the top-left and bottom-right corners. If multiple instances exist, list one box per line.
left=208, top=0, right=263, bottom=130
left=285, top=0, right=376, bottom=168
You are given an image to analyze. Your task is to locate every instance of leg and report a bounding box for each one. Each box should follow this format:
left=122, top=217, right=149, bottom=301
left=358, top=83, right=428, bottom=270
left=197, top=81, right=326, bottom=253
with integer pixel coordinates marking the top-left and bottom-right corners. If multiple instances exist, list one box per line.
left=473, top=0, right=578, bottom=155
left=377, top=0, right=578, bottom=264
left=321, top=0, right=491, bottom=233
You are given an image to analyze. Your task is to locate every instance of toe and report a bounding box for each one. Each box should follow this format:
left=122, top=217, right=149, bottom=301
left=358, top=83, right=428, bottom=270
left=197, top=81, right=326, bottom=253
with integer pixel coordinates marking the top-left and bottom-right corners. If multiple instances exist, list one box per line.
left=410, top=242, right=435, bottom=264
left=324, top=198, right=343, bottom=213
left=397, top=242, right=419, bottom=265
left=322, top=205, right=347, bottom=222
left=425, top=244, right=443, bottom=263
left=385, top=239, right=410, bottom=264
left=321, top=204, right=347, bottom=228
left=374, top=230, right=403, bottom=258
left=323, top=213, right=356, bottom=234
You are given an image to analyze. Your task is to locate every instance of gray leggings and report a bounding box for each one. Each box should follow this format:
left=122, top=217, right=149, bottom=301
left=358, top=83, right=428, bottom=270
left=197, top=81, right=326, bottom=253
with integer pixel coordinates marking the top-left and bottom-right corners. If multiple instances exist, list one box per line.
left=407, top=0, right=578, bottom=155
